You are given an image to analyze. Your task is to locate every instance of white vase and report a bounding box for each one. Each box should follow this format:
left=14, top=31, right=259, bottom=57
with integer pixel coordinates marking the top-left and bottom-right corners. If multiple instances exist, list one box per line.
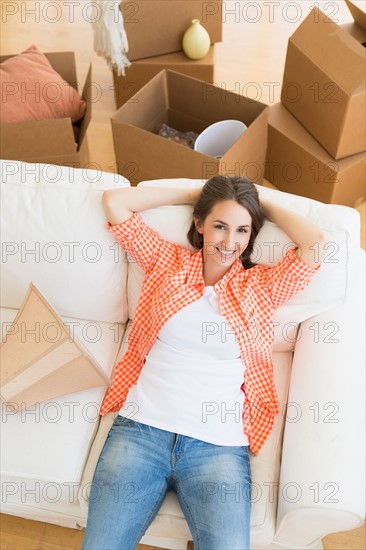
left=182, top=19, right=211, bottom=60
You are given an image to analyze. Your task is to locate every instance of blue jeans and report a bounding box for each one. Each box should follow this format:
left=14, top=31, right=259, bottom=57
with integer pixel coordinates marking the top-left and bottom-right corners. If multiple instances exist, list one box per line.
left=82, top=415, right=252, bottom=550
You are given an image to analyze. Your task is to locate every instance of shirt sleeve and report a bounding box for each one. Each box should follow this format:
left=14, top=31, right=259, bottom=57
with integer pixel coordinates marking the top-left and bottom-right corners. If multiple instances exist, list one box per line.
left=258, top=246, right=322, bottom=309
left=105, top=212, right=179, bottom=274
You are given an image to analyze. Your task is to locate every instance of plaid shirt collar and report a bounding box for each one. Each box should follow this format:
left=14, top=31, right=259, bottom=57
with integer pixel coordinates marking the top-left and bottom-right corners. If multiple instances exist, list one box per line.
left=186, top=248, right=245, bottom=291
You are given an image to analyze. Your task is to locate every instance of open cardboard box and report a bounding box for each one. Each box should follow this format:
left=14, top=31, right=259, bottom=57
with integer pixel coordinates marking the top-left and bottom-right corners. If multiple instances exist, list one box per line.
left=265, top=103, right=365, bottom=207
left=111, top=70, right=269, bottom=184
left=280, top=1, right=366, bottom=160
left=120, top=0, right=222, bottom=60
left=113, top=46, right=216, bottom=109
left=0, top=52, right=92, bottom=168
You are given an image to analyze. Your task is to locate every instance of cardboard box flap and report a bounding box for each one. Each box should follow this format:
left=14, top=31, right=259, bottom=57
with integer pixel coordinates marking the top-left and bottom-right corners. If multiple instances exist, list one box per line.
left=113, top=71, right=168, bottom=128
left=167, top=70, right=266, bottom=126
left=112, top=121, right=209, bottom=178
left=223, top=107, right=268, bottom=163
left=341, top=22, right=366, bottom=43
left=290, top=7, right=365, bottom=94
left=167, top=105, right=268, bottom=168
left=44, top=51, right=78, bottom=89
left=345, top=0, right=366, bottom=31
left=79, top=64, right=93, bottom=148
left=1, top=118, right=77, bottom=156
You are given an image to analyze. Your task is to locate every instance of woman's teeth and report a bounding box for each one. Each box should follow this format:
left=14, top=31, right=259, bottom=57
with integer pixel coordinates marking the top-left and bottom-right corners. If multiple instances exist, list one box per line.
left=217, top=248, right=235, bottom=256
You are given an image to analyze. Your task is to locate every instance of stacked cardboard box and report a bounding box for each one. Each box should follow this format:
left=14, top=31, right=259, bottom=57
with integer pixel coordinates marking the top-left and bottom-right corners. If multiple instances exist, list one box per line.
left=113, top=0, right=222, bottom=108
left=265, top=0, right=366, bottom=207
left=0, top=52, right=92, bottom=168
left=112, top=1, right=269, bottom=185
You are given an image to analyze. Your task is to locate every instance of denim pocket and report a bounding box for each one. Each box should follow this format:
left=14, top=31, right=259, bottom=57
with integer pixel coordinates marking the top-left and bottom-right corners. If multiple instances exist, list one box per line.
left=113, top=414, right=138, bottom=427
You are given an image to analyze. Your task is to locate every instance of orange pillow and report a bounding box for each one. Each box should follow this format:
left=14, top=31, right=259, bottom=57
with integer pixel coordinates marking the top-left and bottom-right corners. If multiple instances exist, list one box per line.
left=0, top=45, right=87, bottom=124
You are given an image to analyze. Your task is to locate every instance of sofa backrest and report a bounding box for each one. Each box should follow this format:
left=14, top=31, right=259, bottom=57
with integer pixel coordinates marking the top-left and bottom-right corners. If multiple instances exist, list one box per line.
left=1, top=163, right=360, bottom=341
left=0, top=160, right=130, bottom=324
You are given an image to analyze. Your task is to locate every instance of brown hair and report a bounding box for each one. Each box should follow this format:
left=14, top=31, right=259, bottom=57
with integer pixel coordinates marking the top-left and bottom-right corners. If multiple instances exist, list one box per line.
left=187, top=175, right=265, bottom=269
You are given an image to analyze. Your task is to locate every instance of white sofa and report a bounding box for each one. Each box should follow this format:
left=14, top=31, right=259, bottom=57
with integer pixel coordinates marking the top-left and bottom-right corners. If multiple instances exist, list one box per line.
left=1, top=160, right=365, bottom=550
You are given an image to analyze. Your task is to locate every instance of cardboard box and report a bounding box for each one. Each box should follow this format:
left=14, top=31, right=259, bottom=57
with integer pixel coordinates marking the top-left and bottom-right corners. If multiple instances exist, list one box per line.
left=121, top=0, right=222, bottom=60
left=0, top=52, right=92, bottom=168
left=111, top=70, right=269, bottom=184
left=113, top=46, right=216, bottom=109
left=280, top=1, right=366, bottom=160
left=265, top=103, right=365, bottom=207
left=0, top=282, right=110, bottom=413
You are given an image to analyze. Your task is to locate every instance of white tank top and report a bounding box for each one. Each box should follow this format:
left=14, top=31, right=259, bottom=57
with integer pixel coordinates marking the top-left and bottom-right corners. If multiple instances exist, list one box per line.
left=119, top=285, right=249, bottom=446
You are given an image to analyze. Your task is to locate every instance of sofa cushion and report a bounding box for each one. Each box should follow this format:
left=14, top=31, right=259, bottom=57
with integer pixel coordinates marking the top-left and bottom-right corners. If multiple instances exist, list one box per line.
left=0, top=160, right=130, bottom=323
left=126, top=178, right=359, bottom=351
left=0, top=45, right=86, bottom=124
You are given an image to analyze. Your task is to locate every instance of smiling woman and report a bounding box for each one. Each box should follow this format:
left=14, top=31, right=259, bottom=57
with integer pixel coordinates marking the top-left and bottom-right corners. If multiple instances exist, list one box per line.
left=81, top=175, right=328, bottom=549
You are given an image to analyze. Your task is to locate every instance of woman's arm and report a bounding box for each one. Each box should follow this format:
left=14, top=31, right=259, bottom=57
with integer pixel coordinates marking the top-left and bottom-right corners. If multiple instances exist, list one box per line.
left=260, top=197, right=328, bottom=268
left=103, top=187, right=201, bottom=226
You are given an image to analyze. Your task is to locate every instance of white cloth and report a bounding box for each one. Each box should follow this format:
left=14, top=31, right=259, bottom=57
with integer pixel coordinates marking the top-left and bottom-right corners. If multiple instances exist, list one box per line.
left=119, top=286, right=249, bottom=446
left=91, top=0, right=131, bottom=76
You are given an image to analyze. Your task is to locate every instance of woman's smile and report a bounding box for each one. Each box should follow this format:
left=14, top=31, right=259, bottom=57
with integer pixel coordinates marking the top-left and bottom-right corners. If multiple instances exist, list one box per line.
left=215, top=247, right=237, bottom=260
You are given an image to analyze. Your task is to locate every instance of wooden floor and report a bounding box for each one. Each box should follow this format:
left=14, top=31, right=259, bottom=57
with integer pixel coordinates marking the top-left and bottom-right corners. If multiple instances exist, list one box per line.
left=1, top=513, right=365, bottom=550
left=0, top=1, right=365, bottom=549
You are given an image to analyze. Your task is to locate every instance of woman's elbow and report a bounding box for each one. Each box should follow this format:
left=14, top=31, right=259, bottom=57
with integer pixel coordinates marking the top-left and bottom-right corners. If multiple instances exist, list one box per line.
left=102, top=190, right=113, bottom=204
left=102, top=191, right=112, bottom=214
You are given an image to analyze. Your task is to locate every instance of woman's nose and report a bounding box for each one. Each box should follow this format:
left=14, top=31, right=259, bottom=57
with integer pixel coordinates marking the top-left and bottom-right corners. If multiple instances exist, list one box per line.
left=222, top=236, right=238, bottom=251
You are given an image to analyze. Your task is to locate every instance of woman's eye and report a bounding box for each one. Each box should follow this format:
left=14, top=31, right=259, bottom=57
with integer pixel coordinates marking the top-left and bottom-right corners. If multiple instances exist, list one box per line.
left=213, top=225, right=248, bottom=233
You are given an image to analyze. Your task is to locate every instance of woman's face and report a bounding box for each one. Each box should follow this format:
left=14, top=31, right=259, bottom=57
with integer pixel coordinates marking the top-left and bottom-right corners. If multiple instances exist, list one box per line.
left=194, top=200, right=252, bottom=270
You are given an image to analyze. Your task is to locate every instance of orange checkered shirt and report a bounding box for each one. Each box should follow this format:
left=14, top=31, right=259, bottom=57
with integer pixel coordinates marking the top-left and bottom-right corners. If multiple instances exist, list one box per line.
left=100, top=212, right=321, bottom=454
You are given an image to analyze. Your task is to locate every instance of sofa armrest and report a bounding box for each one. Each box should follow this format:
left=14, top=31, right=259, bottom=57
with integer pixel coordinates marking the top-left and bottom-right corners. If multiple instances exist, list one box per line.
left=274, top=249, right=365, bottom=546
